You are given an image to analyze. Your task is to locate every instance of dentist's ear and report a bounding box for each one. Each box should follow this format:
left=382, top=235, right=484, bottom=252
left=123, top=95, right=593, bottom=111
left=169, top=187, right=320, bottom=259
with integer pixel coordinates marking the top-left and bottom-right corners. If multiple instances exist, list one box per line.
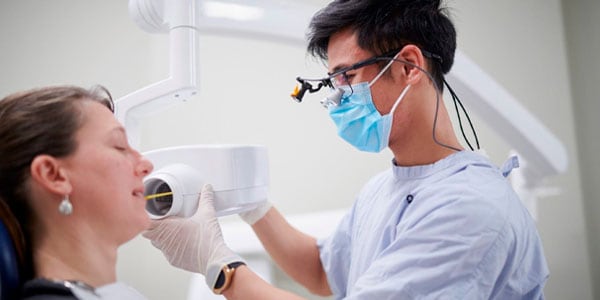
left=397, top=45, right=426, bottom=85
left=30, top=155, right=72, bottom=196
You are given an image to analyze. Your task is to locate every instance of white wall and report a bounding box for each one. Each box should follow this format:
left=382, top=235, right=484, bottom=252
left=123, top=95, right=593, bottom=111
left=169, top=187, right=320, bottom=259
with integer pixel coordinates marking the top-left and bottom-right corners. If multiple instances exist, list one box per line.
left=562, top=0, right=600, bottom=298
left=448, top=2, right=593, bottom=299
left=0, top=1, right=594, bottom=299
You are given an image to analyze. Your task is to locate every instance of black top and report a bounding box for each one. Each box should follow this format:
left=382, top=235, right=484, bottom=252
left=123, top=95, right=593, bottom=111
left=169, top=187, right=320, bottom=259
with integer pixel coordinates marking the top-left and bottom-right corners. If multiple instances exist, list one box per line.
left=21, top=278, right=77, bottom=300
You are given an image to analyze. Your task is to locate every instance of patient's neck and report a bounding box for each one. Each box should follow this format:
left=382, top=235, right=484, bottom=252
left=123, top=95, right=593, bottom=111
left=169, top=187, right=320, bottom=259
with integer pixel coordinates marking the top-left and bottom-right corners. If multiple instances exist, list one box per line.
left=33, top=223, right=117, bottom=288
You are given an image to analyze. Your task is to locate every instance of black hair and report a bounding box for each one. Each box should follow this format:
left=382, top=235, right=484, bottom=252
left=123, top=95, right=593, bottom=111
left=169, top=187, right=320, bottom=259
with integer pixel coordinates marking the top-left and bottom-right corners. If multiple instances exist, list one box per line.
left=307, top=0, right=456, bottom=90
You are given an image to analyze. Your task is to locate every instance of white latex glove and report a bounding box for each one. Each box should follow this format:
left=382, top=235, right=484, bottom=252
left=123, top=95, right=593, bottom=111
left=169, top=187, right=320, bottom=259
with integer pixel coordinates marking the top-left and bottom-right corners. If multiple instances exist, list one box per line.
left=143, top=184, right=244, bottom=288
left=239, top=200, right=272, bottom=225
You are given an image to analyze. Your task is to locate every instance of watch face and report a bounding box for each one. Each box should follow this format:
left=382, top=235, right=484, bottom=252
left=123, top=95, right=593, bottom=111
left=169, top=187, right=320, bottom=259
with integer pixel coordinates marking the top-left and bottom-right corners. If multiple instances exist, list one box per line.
left=213, top=262, right=246, bottom=294
left=214, top=269, right=226, bottom=289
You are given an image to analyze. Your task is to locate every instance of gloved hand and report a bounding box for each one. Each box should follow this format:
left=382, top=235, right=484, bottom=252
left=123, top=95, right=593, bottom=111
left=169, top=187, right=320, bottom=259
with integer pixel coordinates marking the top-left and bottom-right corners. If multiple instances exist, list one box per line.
left=142, top=184, right=244, bottom=288
left=239, top=200, right=272, bottom=225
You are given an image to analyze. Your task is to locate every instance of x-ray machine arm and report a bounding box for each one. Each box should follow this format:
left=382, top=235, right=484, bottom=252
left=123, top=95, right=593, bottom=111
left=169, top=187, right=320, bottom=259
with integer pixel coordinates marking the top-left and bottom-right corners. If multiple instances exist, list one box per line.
left=116, top=0, right=198, bottom=148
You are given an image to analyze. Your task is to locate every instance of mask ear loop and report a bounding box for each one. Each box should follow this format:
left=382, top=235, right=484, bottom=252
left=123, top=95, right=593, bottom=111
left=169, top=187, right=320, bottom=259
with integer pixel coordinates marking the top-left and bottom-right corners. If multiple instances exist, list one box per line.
left=369, top=52, right=400, bottom=87
left=385, top=57, right=463, bottom=152
left=369, top=51, right=411, bottom=117
left=389, top=85, right=411, bottom=116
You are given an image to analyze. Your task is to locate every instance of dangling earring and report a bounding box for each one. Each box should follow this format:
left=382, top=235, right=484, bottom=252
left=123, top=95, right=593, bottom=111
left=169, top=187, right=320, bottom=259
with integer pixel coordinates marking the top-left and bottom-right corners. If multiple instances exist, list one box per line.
left=58, top=195, right=73, bottom=216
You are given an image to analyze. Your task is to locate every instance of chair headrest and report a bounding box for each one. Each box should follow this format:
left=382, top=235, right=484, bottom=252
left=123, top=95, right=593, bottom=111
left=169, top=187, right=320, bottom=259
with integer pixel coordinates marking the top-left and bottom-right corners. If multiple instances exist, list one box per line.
left=0, top=219, right=20, bottom=299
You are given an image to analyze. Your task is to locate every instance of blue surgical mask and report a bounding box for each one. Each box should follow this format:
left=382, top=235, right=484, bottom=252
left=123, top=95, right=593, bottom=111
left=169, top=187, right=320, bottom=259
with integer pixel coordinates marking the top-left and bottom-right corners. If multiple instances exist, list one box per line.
left=327, top=69, right=411, bottom=153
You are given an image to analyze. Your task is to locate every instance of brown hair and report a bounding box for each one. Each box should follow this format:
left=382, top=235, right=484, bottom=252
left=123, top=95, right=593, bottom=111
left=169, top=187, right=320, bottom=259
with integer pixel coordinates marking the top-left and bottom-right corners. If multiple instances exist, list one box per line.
left=0, top=85, right=114, bottom=283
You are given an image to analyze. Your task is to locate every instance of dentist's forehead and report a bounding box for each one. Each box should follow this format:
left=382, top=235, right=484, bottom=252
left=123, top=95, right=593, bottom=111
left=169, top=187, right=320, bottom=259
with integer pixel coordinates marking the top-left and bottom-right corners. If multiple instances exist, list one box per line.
left=326, top=29, right=372, bottom=74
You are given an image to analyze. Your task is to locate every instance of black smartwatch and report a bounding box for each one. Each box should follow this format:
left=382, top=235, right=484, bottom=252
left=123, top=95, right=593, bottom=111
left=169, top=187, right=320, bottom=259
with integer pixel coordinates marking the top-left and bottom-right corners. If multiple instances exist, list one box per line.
left=212, top=261, right=246, bottom=294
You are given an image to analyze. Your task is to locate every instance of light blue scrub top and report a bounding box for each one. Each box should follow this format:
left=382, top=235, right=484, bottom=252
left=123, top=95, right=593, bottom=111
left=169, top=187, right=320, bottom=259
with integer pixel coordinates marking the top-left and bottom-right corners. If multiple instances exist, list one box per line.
left=318, top=151, right=549, bottom=299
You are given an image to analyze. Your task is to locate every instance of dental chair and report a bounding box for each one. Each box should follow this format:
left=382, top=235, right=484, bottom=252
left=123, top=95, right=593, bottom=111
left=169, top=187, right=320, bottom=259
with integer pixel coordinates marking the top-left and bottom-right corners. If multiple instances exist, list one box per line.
left=0, top=219, right=20, bottom=300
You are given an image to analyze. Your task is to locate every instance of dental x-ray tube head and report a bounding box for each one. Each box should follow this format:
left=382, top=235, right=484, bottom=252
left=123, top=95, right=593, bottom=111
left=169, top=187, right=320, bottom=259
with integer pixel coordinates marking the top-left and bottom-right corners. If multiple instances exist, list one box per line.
left=144, top=164, right=201, bottom=218
left=143, top=145, right=269, bottom=219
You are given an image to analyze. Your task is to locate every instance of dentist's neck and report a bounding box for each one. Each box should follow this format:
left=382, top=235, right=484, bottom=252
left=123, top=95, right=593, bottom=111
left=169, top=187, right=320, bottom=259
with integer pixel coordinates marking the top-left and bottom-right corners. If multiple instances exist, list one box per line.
left=388, top=85, right=463, bottom=166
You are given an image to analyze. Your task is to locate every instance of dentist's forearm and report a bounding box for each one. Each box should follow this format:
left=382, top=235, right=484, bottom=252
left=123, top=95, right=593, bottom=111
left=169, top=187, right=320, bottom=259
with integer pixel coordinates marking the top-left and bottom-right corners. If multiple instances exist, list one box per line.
left=223, top=265, right=306, bottom=300
left=250, top=208, right=332, bottom=296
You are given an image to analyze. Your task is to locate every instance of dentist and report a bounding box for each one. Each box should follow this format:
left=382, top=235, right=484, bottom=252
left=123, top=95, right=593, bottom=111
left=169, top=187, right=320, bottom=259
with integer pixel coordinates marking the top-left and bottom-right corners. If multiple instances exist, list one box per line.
left=144, top=0, right=549, bottom=299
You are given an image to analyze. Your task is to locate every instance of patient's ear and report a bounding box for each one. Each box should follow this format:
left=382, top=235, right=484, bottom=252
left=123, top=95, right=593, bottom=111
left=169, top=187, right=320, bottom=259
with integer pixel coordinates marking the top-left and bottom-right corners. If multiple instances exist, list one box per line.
left=30, top=155, right=71, bottom=195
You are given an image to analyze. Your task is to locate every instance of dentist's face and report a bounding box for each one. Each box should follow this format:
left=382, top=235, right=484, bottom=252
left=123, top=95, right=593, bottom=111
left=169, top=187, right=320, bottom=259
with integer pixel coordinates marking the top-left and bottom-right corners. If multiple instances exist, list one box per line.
left=61, top=101, right=153, bottom=244
left=326, top=28, right=402, bottom=116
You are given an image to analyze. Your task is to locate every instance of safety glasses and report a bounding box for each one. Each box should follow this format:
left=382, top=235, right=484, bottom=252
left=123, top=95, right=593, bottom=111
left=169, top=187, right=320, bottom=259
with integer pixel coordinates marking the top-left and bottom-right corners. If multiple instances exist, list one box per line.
left=291, top=49, right=400, bottom=103
left=291, top=47, right=442, bottom=103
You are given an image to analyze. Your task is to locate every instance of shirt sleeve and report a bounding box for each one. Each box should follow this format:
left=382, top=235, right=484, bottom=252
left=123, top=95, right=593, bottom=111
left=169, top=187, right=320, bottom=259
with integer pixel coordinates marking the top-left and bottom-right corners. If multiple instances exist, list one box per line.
left=317, top=203, right=357, bottom=297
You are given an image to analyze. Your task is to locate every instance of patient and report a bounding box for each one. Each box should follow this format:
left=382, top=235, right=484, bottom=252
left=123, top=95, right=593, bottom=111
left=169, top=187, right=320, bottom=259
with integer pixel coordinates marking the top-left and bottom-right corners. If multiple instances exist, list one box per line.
left=0, top=85, right=153, bottom=299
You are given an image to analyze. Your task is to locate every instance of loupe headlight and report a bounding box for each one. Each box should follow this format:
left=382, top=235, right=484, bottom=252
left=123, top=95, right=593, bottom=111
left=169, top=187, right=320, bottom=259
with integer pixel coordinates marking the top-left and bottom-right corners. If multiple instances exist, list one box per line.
left=290, top=77, right=333, bottom=103
left=291, top=69, right=353, bottom=108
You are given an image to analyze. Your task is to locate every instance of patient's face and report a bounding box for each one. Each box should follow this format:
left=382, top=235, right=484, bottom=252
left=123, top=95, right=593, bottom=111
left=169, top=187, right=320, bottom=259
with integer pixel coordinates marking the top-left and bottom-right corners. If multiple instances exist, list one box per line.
left=61, top=100, right=153, bottom=244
